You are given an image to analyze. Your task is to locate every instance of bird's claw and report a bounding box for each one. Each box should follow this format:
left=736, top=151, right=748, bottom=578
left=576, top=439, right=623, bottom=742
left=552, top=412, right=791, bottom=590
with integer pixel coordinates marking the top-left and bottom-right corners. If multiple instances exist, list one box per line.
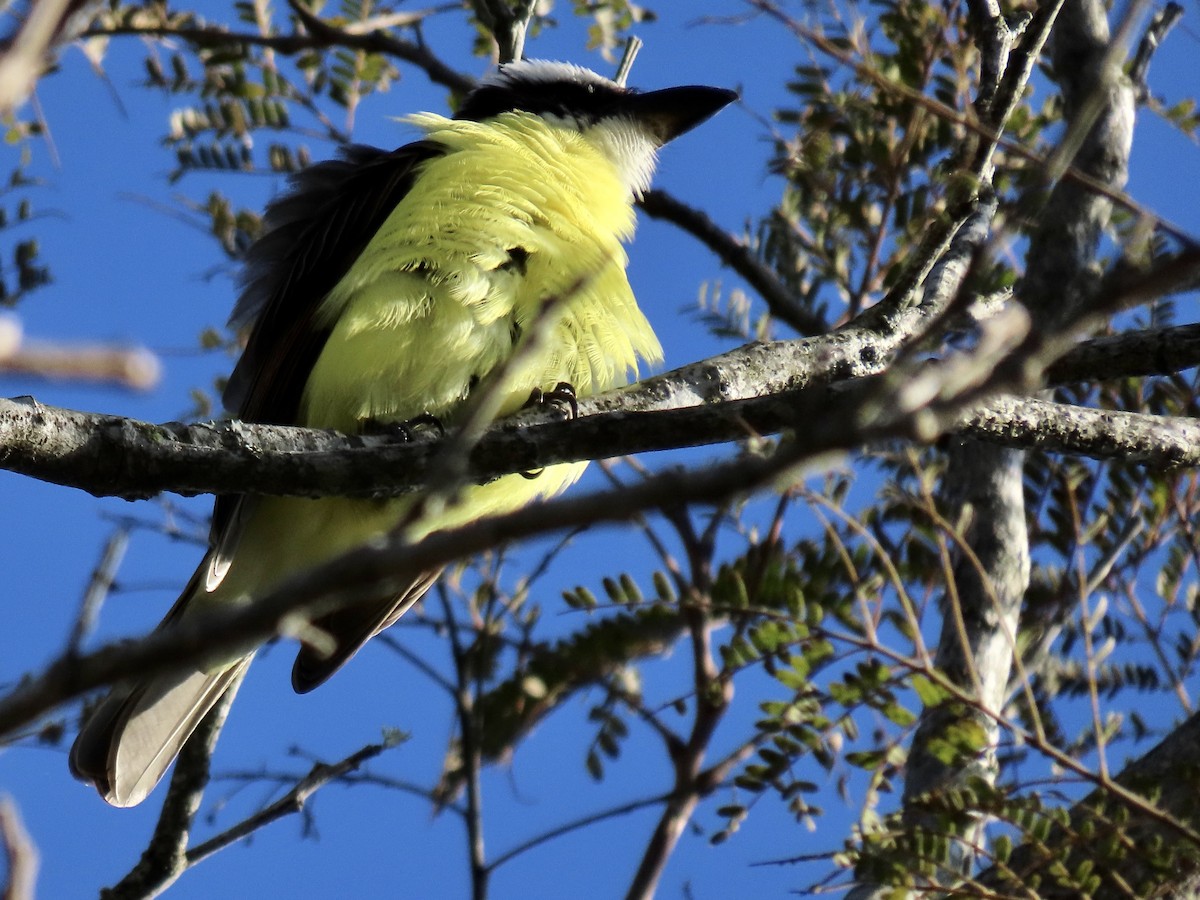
left=525, top=381, right=579, bottom=419
left=361, top=412, right=446, bottom=441
left=519, top=382, right=578, bottom=479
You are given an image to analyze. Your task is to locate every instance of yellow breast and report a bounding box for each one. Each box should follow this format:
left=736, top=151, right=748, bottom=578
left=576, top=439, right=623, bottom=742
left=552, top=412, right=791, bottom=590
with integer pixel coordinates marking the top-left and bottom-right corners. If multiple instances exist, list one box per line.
left=301, top=112, right=663, bottom=433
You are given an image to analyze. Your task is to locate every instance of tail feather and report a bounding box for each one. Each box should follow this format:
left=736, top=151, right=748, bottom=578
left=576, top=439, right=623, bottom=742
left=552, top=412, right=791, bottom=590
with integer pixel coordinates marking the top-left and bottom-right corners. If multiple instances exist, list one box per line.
left=291, top=569, right=440, bottom=694
left=70, top=658, right=251, bottom=808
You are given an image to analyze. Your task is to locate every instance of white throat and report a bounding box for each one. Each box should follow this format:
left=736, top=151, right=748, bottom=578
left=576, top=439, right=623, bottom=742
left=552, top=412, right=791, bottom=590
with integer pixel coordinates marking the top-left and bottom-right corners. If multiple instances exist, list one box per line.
left=582, top=118, right=661, bottom=197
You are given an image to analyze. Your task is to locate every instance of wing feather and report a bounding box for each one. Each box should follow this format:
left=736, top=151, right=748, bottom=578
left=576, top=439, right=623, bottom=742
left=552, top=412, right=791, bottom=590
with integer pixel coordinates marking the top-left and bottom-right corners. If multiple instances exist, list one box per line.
left=211, top=140, right=446, bottom=558
left=225, top=140, right=446, bottom=424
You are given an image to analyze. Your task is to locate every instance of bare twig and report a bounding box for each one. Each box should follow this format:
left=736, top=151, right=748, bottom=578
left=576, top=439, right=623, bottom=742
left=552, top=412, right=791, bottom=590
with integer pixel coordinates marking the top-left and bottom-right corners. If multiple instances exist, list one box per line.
left=1129, top=1, right=1184, bottom=102
left=69, top=528, right=129, bottom=654
left=0, top=796, right=38, bottom=900
left=0, top=0, right=91, bottom=111
left=87, top=9, right=474, bottom=94
left=638, top=189, right=827, bottom=336
left=186, top=740, right=393, bottom=865
left=486, top=793, right=670, bottom=873
left=613, top=36, right=642, bottom=87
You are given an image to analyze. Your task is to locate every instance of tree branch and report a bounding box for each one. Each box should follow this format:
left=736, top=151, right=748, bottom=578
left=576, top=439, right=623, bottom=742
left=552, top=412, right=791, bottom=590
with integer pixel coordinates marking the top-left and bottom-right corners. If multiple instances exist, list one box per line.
left=637, top=189, right=828, bottom=336
left=1128, top=1, right=1183, bottom=102
left=0, top=334, right=160, bottom=391
left=87, top=7, right=475, bottom=94
left=7, top=315, right=1200, bottom=504
left=0, top=0, right=102, bottom=112
left=0, top=796, right=37, bottom=900
left=186, top=740, right=393, bottom=865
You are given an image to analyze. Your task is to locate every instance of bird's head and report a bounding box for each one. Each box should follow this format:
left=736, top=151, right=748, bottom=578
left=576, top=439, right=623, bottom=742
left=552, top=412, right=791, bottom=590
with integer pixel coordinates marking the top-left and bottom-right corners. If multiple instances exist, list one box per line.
left=455, top=59, right=737, bottom=195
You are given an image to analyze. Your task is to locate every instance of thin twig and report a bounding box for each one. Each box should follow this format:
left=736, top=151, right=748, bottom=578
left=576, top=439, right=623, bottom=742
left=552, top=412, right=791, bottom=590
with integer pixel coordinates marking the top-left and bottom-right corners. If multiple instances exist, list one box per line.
left=1129, top=2, right=1184, bottom=102
left=185, top=741, right=392, bottom=864
left=638, top=189, right=827, bottom=336
left=0, top=796, right=38, bottom=900
left=485, top=792, right=670, bottom=873
left=69, top=528, right=129, bottom=654
left=613, top=36, right=642, bottom=87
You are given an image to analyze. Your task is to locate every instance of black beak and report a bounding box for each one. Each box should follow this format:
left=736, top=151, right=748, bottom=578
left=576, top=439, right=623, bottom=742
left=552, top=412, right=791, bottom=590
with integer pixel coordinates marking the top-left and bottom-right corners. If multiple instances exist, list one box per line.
left=622, top=84, right=738, bottom=145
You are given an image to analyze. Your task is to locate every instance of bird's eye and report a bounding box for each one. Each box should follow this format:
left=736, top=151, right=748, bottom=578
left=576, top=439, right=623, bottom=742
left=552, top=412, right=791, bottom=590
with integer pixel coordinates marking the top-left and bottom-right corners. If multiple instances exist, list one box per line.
left=586, top=84, right=596, bottom=94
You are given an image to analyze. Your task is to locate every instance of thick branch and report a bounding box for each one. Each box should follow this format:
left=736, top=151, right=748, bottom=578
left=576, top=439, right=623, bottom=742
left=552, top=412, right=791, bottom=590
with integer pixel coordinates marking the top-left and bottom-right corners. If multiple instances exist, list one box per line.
left=956, top=394, right=1200, bottom=465
left=1021, top=0, right=1136, bottom=329
left=6, top=322, right=1200, bottom=502
left=0, top=318, right=926, bottom=499
left=897, top=442, right=1028, bottom=881
left=1045, top=322, right=1200, bottom=384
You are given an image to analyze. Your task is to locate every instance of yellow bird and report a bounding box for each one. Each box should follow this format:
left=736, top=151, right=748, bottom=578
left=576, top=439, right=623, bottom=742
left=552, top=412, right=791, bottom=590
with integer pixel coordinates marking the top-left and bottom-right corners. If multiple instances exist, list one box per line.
left=71, top=59, right=735, bottom=807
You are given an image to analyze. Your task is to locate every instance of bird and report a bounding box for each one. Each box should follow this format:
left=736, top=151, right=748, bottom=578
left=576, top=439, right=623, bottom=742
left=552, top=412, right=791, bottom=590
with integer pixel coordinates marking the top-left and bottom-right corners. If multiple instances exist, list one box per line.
left=70, top=59, right=736, bottom=807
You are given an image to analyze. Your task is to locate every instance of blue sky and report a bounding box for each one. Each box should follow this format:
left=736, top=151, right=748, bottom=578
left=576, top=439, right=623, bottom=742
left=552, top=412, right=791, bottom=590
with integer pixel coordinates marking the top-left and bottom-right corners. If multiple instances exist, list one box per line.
left=2, top=1, right=1200, bottom=898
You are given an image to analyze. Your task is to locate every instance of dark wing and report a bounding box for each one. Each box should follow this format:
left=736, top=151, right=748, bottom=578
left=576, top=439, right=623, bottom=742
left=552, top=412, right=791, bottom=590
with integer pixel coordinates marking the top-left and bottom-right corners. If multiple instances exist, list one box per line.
left=224, top=139, right=446, bottom=425
left=212, top=140, right=446, bottom=551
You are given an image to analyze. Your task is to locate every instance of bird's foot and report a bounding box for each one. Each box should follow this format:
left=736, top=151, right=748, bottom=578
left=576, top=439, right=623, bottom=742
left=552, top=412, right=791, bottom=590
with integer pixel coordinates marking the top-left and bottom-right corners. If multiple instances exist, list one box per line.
left=519, top=382, right=578, bottom=479
left=361, top=412, right=445, bottom=441
left=524, top=381, right=579, bottom=418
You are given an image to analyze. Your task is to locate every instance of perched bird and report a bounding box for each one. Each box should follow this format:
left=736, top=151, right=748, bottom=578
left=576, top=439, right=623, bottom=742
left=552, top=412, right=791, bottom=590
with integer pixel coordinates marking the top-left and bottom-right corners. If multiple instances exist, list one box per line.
left=70, top=59, right=736, bottom=807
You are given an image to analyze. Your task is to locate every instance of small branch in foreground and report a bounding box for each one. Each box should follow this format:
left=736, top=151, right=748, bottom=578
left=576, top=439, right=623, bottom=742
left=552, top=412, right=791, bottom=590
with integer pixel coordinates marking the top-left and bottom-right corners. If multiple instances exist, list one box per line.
left=0, top=0, right=86, bottom=112
left=0, top=369, right=885, bottom=741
